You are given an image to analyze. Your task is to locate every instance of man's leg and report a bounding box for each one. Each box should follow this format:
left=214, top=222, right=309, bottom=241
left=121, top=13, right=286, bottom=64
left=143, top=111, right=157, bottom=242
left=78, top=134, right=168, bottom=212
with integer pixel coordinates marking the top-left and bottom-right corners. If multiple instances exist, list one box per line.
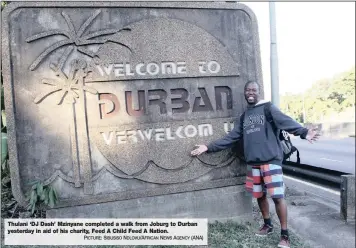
left=246, top=165, right=274, bottom=236
left=255, top=193, right=274, bottom=236
left=261, top=162, right=290, bottom=248
left=272, top=198, right=287, bottom=230
left=273, top=197, right=290, bottom=247
left=257, top=193, right=270, bottom=220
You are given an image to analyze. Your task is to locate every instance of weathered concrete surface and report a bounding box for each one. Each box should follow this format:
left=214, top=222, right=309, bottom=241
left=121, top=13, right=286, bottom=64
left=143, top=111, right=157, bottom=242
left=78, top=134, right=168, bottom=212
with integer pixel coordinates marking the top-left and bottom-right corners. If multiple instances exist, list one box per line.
left=47, top=185, right=252, bottom=222
left=2, top=1, right=262, bottom=219
left=341, top=175, right=355, bottom=222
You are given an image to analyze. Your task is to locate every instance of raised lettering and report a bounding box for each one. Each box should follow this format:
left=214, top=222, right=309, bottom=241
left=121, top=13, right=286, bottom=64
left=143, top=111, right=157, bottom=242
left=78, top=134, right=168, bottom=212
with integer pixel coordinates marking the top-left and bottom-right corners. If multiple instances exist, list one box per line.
left=198, top=124, right=213, bottom=136
left=103, top=64, right=113, bottom=75
left=125, top=91, right=145, bottom=116
left=136, top=63, right=146, bottom=75
left=127, top=130, right=138, bottom=143
left=175, top=126, right=185, bottom=139
left=94, top=60, right=221, bottom=78
left=102, top=132, right=114, bottom=145
left=147, top=63, right=160, bottom=76
left=96, top=65, right=105, bottom=76
left=114, top=63, right=124, bottom=77
left=155, top=128, right=165, bottom=141
left=170, top=88, right=189, bottom=114
left=125, top=63, right=134, bottom=76
left=192, top=88, right=213, bottom=112
left=116, top=131, right=126, bottom=144
left=207, top=61, right=221, bottom=73
left=184, top=125, right=198, bottom=138
left=166, top=128, right=175, bottom=140
left=215, top=86, right=233, bottom=111
left=143, top=129, right=153, bottom=140
left=177, top=62, right=187, bottom=74
left=148, top=90, right=167, bottom=114
left=161, top=62, right=177, bottom=74
left=137, top=130, right=145, bottom=140
left=198, top=62, right=206, bottom=73
left=98, top=93, right=120, bottom=119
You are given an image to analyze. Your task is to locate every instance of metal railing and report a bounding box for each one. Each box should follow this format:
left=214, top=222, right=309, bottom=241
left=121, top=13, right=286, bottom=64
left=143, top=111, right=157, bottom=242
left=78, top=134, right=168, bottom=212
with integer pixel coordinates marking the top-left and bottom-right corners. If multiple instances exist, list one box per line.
left=282, top=161, right=348, bottom=185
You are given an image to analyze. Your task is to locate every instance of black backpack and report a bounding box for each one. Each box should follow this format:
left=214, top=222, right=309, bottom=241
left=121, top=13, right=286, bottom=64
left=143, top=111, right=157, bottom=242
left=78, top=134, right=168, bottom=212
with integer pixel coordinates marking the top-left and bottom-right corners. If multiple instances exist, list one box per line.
left=233, top=102, right=300, bottom=164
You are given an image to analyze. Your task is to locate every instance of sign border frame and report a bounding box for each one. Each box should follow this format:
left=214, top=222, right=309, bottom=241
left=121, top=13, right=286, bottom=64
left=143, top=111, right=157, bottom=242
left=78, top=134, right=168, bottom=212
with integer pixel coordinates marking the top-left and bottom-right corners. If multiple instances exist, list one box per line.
left=1, top=1, right=263, bottom=207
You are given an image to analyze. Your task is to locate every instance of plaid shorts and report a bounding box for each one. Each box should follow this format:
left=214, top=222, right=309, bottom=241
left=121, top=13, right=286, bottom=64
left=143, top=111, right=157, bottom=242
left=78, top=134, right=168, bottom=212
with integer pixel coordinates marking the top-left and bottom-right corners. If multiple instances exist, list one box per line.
left=245, top=164, right=285, bottom=199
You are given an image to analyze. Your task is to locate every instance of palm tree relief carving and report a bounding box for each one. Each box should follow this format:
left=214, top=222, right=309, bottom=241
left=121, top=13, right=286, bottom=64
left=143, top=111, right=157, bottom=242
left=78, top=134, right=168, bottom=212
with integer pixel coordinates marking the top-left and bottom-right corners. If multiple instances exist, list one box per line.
left=27, top=10, right=131, bottom=194
left=26, top=9, right=131, bottom=73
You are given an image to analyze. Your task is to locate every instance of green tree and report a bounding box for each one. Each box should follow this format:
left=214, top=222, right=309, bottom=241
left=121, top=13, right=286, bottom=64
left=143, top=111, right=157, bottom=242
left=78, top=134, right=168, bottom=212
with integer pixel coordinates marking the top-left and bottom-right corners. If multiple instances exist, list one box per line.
left=327, top=67, right=355, bottom=112
left=280, top=67, right=355, bottom=123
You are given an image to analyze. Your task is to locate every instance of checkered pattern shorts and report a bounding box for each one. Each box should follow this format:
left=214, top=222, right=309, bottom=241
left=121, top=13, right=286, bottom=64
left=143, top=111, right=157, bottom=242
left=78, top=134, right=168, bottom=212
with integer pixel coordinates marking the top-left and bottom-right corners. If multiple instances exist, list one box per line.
left=245, top=164, right=285, bottom=199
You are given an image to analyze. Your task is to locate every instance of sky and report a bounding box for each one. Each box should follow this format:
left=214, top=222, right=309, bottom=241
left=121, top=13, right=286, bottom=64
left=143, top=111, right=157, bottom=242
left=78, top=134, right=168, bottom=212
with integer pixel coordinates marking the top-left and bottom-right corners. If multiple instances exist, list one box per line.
left=241, top=2, right=355, bottom=100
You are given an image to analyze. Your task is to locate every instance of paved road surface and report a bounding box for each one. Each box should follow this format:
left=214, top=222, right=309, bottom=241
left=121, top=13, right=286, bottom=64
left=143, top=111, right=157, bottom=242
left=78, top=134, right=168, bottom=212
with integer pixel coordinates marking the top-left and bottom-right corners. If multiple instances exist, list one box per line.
left=288, top=137, right=355, bottom=174
left=273, top=175, right=356, bottom=248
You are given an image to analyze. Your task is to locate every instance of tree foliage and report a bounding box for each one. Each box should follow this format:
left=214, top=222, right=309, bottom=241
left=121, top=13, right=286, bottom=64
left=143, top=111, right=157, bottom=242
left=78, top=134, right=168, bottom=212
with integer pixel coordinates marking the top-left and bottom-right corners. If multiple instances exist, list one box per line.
left=280, top=67, right=355, bottom=123
left=1, top=1, right=8, bottom=11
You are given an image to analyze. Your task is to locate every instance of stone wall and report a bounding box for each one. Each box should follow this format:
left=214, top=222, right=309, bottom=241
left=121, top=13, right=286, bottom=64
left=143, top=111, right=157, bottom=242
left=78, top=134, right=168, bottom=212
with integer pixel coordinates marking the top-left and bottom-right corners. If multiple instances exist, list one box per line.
left=2, top=2, right=262, bottom=219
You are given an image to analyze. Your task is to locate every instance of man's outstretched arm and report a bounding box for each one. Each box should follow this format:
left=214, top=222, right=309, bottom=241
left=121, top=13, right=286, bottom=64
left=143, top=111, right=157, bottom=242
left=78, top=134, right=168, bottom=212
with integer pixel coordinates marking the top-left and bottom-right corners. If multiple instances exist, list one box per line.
left=191, top=116, right=243, bottom=156
left=270, top=104, right=320, bottom=143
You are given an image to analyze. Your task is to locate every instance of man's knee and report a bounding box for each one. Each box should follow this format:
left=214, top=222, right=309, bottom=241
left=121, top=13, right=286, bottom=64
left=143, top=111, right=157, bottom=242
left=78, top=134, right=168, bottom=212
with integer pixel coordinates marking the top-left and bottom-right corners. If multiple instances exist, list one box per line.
left=272, top=197, right=285, bottom=205
left=257, top=193, right=267, bottom=201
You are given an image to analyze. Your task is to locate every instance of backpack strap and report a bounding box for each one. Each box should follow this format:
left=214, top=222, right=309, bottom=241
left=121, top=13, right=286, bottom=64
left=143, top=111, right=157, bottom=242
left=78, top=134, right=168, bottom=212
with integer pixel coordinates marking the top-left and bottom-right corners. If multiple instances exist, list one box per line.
left=296, top=148, right=300, bottom=164
left=284, top=145, right=301, bottom=164
left=264, top=102, right=301, bottom=164
left=263, top=102, right=278, bottom=137
left=264, top=102, right=273, bottom=122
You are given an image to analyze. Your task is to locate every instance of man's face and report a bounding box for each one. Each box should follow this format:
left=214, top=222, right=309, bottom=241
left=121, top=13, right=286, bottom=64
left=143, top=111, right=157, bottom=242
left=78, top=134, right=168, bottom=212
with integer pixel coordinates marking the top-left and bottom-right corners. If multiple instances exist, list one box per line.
left=244, top=82, right=260, bottom=105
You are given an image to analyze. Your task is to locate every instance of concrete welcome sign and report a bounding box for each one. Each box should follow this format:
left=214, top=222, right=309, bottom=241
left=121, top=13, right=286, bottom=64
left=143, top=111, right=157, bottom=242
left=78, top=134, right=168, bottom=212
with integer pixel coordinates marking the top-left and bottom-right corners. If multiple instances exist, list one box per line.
left=2, top=2, right=263, bottom=218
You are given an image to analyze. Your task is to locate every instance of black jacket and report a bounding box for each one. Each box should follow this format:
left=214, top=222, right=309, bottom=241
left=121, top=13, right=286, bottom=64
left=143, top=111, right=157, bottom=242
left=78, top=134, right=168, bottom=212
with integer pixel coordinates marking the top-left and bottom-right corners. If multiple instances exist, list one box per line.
left=207, top=101, right=308, bottom=165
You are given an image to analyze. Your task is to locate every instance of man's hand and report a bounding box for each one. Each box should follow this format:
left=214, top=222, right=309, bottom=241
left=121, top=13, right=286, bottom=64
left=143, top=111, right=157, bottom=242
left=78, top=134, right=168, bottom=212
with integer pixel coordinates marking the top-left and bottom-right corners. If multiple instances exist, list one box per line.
left=191, top=145, right=208, bottom=156
left=306, top=127, right=321, bottom=144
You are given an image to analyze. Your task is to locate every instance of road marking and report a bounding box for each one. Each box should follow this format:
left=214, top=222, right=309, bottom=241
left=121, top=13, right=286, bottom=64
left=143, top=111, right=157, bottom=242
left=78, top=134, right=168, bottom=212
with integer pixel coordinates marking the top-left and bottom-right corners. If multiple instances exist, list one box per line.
left=320, top=157, right=343, bottom=163
left=283, top=175, right=340, bottom=195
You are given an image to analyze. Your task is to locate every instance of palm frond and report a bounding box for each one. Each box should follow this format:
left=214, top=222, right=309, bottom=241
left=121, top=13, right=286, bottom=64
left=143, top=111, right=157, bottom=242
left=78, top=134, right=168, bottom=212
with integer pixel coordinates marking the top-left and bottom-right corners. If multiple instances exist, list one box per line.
left=58, top=91, right=69, bottom=105
left=61, top=12, right=77, bottom=35
left=70, top=89, right=79, bottom=98
left=77, top=39, right=107, bottom=46
left=82, top=86, right=99, bottom=95
left=78, top=39, right=132, bottom=54
left=77, top=10, right=101, bottom=37
left=50, top=63, right=69, bottom=79
left=106, top=39, right=132, bottom=53
left=29, top=40, right=73, bottom=71
left=41, top=79, right=60, bottom=86
left=77, top=47, right=96, bottom=58
left=26, top=30, right=71, bottom=42
left=53, top=46, right=75, bottom=73
left=118, top=28, right=131, bottom=32
left=82, top=27, right=129, bottom=40
left=68, top=60, right=87, bottom=80
left=34, top=87, right=63, bottom=104
left=82, top=29, right=118, bottom=40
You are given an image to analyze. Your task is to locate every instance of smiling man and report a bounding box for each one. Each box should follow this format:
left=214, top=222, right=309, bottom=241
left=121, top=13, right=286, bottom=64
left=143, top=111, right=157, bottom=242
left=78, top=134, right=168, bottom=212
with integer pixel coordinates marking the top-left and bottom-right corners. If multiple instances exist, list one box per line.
left=191, top=80, right=320, bottom=248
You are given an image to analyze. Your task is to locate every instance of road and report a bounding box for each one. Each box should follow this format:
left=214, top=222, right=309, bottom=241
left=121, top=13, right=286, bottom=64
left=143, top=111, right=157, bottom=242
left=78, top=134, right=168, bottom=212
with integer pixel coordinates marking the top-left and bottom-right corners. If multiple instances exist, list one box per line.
left=288, top=136, right=355, bottom=174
